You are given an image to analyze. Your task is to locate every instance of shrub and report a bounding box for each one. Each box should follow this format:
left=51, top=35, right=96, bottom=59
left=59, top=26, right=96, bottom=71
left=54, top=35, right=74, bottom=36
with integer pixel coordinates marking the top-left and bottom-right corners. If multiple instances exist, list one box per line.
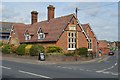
left=30, top=45, right=45, bottom=56
left=64, top=52, right=75, bottom=56
left=10, top=44, right=18, bottom=54
left=25, top=45, right=32, bottom=55
left=76, top=47, right=88, bottom=57
left=2, top=44, right=11, bottom=54
left=16, top=44, right=27, bottom=56
left=46, top=46, right=63, bottom=53
left=0, top=42, right=3, bottom=47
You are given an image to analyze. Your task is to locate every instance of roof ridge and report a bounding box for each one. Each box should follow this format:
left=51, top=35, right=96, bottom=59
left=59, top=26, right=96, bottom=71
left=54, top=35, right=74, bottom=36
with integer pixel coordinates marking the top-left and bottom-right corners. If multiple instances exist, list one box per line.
left=32, top=13, right=75, bottom=25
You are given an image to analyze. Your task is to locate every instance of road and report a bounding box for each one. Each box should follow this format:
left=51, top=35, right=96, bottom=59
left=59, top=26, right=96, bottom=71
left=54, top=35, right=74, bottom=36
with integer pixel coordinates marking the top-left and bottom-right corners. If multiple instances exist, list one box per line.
left=1, top=50, right=119, bottom=80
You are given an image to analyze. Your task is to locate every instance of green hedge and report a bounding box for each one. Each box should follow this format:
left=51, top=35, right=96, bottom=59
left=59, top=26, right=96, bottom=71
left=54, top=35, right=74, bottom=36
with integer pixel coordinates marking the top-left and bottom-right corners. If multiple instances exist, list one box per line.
left=76, top=47, right=88, bottom=57
left=46, top=46, right=63, bottom=53
left=30, top=45, right=45, bottom=56
left=64, top=52, right=75, bottom=56
left=2, top=44, right=11, bottom=54
left=16, top=44, right=27, bottom=56
left=0, top=42, right=3, bottom=47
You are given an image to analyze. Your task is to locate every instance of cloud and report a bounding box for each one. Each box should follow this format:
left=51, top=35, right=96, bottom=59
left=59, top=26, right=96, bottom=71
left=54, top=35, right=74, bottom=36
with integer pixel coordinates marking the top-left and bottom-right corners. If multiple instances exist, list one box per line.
left=1, top=2, right=118, bottom=41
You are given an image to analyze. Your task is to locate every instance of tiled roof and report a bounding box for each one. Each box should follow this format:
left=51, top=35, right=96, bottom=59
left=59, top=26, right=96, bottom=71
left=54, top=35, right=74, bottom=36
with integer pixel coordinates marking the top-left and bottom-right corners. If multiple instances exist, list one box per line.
left=12, top=14, right=74, bottom=43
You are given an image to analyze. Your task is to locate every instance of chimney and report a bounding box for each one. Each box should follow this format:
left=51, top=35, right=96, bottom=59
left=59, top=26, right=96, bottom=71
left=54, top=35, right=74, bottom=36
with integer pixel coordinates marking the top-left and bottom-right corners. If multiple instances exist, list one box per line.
left=47, top=5, right=55, bottom=21
left=31, top=11, right=38, bottom=24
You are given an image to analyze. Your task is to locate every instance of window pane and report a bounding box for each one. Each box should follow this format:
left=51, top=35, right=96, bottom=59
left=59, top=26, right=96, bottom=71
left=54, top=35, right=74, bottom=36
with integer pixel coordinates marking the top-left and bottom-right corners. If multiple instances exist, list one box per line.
left=72, top=38, right=74, bottom=42
left=68, top=32, right=70, bottom=37
left=72, top=44, right=74, bottom=48
left=75, top=38, right=76, bottom=42
left=72, top=33, right=73, bottom=37
left=69, top=44, right=70, bottom=48
left=69, top=38, right=70, bottom=42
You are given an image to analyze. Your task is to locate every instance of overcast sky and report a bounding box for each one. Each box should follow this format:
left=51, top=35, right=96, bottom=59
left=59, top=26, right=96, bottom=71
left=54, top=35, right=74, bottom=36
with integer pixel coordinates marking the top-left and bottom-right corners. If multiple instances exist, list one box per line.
left=0, top=1, right=119, bottom=41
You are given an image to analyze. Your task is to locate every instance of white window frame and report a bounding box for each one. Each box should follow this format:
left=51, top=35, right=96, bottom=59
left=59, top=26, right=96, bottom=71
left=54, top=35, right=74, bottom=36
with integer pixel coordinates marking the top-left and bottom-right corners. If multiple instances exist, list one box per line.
left=38, top=33, right=45, bottom=39
left=25, top=35, right=31, bottom=40
left=88, top=38, right=93, bottom=51
left=68, top=32, right=76, bottom=50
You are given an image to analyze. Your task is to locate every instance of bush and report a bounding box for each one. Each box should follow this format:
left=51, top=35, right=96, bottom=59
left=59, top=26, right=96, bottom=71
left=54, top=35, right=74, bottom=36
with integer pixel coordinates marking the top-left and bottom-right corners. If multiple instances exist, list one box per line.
left=16, top=44, right=27, bottom=56
left=25, top=45, right=32, bottom=55
left=46, top=46, right=63, bottom=53
left=2, top=44, right=11, bottom=54
left=0, top=42, right=3, bottom=47
left=30, top=45, right=45, bottom=56
left=64, top=52, right=75, bottom=56
left=76, top=47, right=88, bottom=57
left=10, top=44, right=18, bottom=54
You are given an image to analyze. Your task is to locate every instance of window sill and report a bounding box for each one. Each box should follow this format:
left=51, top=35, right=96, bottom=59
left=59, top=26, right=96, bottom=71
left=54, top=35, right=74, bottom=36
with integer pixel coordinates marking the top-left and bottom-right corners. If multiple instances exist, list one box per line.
left=67, top=48, right=76, bottom=50
left=88, top=49, right=93, bottom=51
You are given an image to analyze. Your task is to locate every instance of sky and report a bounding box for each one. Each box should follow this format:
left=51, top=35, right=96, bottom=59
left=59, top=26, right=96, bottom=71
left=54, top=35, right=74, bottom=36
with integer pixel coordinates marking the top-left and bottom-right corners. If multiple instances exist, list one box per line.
left=0, top=1, right=119, bottom=42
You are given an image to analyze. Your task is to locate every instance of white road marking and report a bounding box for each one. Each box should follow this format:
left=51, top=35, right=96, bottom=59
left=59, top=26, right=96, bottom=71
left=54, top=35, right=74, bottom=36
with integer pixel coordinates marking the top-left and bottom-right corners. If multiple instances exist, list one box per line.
left=96, top=65, right=115, bottom=73
left=102, top=72, right=110, bottom=74
left=115, top=63, right=117, bottom=66
left=96, top=70, right=103, bottom=73
left=86, top=70, right=91, bottom=72
left=0, top=66, right=11, bottom=70
left=109, top=72, right=118, bottom=76
left=19, top=70, right=52, bottom=79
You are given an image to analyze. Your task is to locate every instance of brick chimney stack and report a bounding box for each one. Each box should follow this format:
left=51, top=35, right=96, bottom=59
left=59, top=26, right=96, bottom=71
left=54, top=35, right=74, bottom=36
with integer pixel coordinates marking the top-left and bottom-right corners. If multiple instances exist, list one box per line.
left=31, top=11, right=38, bottom=24
left=47, top=5, right=55, bottom=21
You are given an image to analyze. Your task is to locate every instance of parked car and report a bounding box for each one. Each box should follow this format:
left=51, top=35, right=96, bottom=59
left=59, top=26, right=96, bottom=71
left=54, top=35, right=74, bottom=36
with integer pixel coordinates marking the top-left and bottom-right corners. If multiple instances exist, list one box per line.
left=108, top=51, right=114, bottom=56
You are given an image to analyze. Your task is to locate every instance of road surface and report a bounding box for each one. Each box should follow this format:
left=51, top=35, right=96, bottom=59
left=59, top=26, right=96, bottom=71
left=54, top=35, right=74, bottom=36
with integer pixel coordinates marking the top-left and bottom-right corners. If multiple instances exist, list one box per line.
left=1, top=50, right=119, bottom=80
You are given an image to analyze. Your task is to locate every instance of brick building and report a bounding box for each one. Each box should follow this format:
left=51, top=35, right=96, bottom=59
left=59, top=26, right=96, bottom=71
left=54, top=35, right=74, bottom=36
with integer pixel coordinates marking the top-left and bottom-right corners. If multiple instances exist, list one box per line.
left=0, top=22, right=14, bottom=42
left=98, top=40, right=110, bottom=55
left=8, top=5, right=98, bottom=53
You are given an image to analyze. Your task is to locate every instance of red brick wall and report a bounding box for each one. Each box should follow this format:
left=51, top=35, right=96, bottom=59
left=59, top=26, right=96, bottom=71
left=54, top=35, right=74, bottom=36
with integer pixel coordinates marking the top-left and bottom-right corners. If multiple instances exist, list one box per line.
left=56, top=16, right=88, bottom=52
left=56, top=31, right=68, bottom=52
left=98, top=40, right=110, bottom=55
left=86, top=26, right=98, bottom=53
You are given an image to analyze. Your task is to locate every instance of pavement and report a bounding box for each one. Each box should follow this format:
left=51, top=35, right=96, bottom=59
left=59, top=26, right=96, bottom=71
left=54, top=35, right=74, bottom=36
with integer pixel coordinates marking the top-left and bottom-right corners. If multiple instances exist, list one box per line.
left=0, top=50, right=119, bottom=79
left=2, top=53, right=108, bottom=65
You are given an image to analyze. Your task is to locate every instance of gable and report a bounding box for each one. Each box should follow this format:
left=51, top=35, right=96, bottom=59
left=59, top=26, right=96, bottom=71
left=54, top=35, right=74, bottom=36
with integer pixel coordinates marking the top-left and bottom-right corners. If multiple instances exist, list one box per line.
left=81, top=23, right=97, bottom=40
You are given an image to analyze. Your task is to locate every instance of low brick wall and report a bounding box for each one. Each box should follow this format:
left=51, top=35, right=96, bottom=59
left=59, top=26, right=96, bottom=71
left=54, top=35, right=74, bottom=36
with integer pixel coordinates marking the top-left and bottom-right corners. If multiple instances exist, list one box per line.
left=2, top=54, right=93, bottom=62
left=46, top=55, right=93, bottom=62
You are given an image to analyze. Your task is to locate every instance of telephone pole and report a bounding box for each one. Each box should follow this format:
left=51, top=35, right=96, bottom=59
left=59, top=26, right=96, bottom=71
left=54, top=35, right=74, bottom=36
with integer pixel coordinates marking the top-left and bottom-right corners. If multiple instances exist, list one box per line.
left=75, top=8, right=79, bottom=50
left=75, top=8, right=79, bottom=61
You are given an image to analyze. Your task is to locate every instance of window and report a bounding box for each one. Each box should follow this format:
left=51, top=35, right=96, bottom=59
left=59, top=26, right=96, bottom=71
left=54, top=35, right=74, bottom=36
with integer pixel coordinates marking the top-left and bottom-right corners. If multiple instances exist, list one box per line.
left=38, top=33, right=45, bottom=39
left=68, top=32, right=76, bottom=50
left=69, top=25, right=76, bottom=30
left=25, top=35, right=31, bottom=40
left=88, top=39, right=92, bottom=49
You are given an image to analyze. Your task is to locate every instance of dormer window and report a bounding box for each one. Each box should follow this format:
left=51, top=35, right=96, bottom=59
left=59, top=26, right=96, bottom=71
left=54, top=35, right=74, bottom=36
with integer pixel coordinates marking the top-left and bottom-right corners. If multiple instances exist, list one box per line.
left=25, top=35, right=31, bottom=40
left=24, top=30, right=31, bottom=40
left=38, top=33, right=45, bottom=39
left=37, top=27, right=45, bottom=39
